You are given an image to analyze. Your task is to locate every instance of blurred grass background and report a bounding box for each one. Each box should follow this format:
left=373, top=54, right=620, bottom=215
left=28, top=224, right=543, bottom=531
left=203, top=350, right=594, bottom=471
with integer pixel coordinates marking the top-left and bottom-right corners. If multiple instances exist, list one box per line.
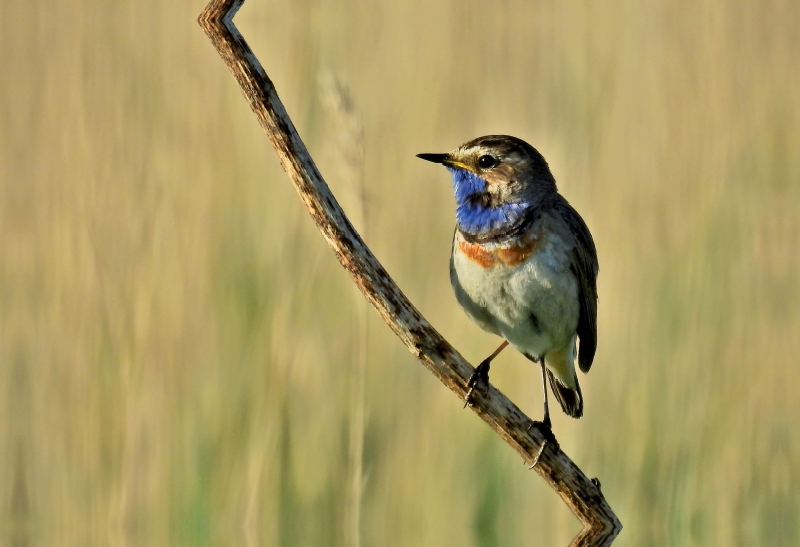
left=2, top=0, right=798, bottom=545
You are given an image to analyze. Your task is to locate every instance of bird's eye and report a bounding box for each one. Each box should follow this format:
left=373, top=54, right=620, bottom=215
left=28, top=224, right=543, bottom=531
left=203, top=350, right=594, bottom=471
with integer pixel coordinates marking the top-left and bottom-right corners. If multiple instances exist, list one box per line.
left=478, top=155, right=498, bottom=169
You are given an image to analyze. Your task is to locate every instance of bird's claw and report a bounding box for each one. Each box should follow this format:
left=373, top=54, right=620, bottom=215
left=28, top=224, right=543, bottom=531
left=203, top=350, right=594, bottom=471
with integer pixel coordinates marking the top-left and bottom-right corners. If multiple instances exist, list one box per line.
left=463, top=359, right=491, bottom=408
left=529, top=439, right=548, bottom=469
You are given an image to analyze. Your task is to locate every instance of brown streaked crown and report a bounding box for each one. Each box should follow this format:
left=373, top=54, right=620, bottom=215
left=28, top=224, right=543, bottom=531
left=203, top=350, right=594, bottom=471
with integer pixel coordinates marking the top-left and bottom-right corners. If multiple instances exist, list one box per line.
left=451, top=135, right=556, bottom=188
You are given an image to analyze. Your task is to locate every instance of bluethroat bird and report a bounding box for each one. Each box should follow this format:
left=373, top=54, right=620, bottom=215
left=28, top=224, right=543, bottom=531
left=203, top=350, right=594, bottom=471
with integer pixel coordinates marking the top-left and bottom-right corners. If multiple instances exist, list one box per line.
left=418, top=135, right=598, bottom=433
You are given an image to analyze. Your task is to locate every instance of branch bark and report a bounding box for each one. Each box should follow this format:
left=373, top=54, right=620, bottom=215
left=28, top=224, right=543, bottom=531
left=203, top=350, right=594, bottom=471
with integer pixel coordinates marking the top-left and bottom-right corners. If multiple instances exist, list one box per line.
left=198, top=2, right=622, bottom=544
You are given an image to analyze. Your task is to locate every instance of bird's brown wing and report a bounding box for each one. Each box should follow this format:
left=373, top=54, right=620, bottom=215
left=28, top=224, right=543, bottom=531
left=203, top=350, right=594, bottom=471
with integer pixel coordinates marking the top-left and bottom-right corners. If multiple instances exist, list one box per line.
left=554, top=198, right=599, bottom=373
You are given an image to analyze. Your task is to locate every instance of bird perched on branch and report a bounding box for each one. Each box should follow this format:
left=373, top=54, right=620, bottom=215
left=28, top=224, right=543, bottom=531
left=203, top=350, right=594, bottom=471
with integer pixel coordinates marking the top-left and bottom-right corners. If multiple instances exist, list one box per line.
left=418, top=135, right=598, bottom=433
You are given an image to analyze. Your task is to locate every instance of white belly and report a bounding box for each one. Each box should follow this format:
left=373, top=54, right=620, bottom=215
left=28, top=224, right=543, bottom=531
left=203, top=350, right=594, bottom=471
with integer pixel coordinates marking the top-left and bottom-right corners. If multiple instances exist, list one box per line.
left=450, top=229, right=579, bottom=361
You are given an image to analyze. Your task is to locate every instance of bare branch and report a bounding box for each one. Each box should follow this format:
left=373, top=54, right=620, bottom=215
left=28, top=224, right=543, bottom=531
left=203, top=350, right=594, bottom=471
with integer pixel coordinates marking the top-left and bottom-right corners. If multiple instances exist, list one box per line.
left=197, top=1, right=622, bottom=544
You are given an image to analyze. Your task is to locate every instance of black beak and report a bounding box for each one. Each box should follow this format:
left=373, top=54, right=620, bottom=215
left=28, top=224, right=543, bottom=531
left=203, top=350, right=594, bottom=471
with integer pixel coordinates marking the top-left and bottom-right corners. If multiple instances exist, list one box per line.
left=416, top=153, right=449, bottom=164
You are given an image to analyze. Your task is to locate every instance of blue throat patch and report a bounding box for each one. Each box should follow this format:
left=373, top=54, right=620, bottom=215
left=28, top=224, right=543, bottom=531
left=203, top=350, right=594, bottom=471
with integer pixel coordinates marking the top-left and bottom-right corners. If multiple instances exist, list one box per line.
left=448, top=167, right=529, bottom=237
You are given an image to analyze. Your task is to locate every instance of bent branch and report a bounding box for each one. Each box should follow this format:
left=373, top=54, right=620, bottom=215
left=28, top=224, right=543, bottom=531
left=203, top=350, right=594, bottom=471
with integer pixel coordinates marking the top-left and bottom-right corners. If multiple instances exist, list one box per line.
left=198, top=1, right=621, bottom=544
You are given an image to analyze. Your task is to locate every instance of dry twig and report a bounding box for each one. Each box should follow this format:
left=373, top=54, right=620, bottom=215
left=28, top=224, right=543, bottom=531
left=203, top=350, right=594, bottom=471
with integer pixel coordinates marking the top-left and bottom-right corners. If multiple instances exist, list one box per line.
left=198, top=1, right=622, bottom=544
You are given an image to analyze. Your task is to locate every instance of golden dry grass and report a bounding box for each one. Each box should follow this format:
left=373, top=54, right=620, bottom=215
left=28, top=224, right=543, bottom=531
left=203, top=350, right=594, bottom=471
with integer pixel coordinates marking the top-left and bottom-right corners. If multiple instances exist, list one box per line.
left=1, top=1, right=798, bottom=545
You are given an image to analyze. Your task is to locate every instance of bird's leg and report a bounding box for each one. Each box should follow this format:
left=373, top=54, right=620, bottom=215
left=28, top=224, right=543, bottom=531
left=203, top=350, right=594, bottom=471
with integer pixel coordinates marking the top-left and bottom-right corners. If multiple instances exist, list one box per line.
left=528, top=357, right=557, bottom=444
left=539, top=358, right=551, bottom=429
left=464, top=340, right=509, bottom=407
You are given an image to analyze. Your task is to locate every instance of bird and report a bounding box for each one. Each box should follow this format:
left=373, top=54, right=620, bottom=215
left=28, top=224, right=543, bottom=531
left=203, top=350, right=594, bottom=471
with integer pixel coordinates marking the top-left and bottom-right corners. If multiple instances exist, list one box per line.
left=417, top=135, right=598, bottom=433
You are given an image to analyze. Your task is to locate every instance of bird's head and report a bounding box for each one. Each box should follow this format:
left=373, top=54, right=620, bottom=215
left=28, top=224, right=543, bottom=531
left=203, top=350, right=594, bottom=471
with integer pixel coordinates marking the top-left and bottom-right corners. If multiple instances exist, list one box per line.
left=418, top=135, right=557, bottom=239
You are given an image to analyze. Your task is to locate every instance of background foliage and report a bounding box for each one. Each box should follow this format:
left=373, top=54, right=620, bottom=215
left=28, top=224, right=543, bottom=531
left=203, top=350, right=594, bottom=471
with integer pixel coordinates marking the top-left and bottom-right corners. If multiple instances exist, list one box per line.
left=2, top=1, right=798, bottom=545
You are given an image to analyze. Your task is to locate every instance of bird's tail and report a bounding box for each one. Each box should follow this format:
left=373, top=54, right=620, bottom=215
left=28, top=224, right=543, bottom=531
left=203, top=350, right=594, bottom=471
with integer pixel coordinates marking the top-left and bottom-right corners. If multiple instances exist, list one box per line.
left=547, top=369, right=583, bottom=418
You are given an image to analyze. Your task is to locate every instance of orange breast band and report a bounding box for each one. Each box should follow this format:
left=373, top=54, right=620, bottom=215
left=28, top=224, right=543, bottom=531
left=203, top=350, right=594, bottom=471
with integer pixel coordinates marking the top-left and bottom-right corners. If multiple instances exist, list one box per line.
left=458, top=240, right=497, bottom=268
left=458, top=237, right=540, bottom=268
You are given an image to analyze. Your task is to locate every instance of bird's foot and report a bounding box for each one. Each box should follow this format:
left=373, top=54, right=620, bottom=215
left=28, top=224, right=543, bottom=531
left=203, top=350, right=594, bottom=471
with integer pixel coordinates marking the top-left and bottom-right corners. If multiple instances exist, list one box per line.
left=527, top=418, right=559, bottom=469
left=527, top=417, right=558, bottom=446
left=463, top=359, right=491, bottom=408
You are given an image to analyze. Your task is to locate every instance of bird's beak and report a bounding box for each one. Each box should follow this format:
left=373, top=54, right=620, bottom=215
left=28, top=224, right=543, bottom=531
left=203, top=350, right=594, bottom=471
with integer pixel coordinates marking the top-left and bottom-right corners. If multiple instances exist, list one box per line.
left=416, top=153, right=470, bottom=170
left=416, top=152, right=449, bottom=164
